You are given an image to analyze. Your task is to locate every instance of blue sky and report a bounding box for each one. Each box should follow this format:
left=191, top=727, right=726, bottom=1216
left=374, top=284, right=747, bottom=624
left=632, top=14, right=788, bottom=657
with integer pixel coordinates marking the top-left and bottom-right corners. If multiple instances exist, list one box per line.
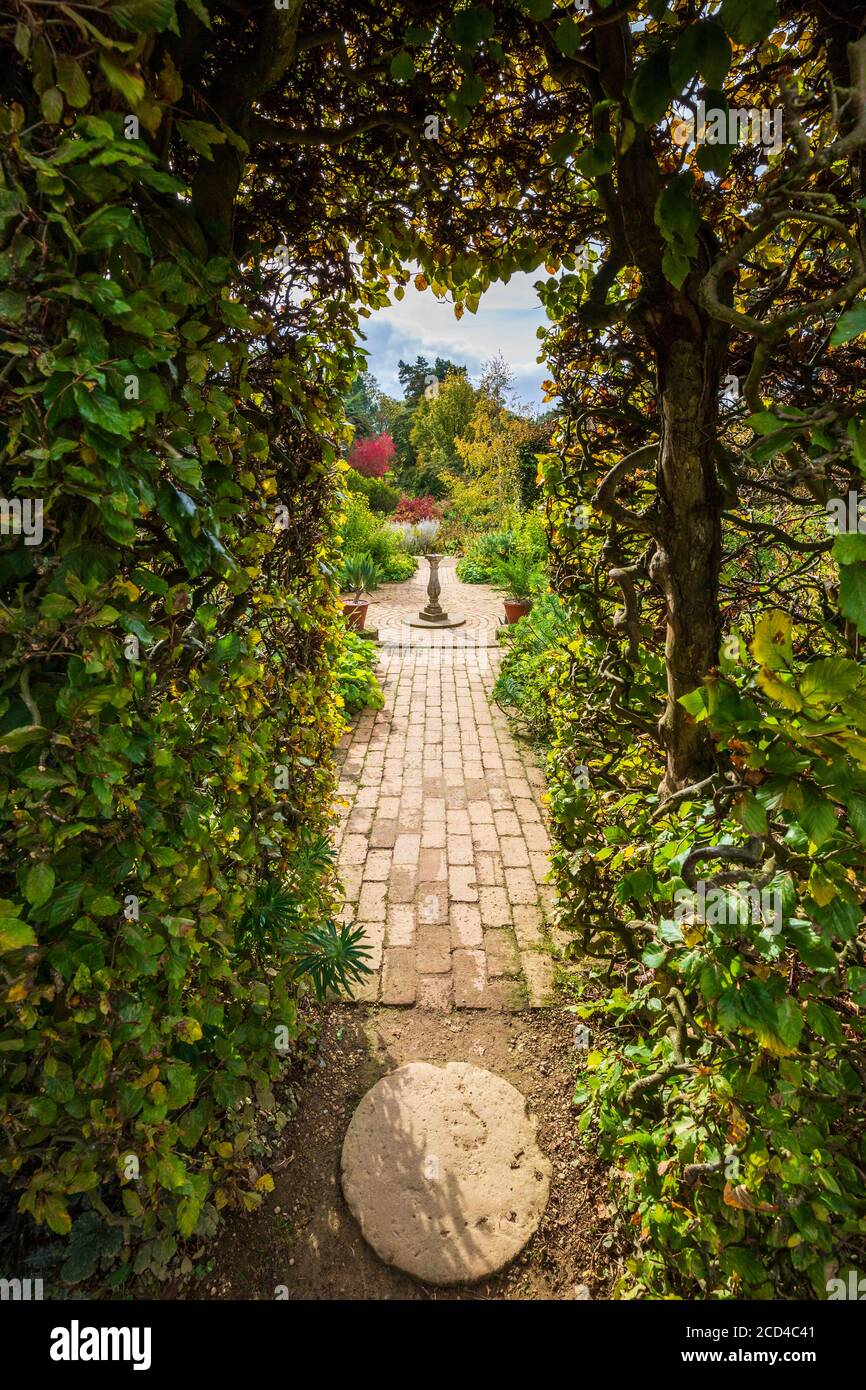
left=357, top=271, right=551, bottom=412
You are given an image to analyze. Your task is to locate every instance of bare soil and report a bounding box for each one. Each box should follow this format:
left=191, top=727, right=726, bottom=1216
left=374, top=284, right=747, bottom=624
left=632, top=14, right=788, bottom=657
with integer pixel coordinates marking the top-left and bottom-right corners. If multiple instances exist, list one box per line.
left=192, top=1002, right=617, bottom=1301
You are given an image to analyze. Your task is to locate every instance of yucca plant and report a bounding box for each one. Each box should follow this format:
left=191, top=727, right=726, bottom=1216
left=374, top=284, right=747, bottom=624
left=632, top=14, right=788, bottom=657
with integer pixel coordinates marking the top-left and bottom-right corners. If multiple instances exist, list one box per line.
left=338, top=552, right=381, bottom=600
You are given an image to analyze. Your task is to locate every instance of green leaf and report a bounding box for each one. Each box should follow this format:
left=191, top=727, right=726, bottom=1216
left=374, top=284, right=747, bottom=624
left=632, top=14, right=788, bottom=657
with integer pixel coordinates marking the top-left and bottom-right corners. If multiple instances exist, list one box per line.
left=555, top=18, right=582, bottom=58
left=775, top=997, right=804, bottom=1051
left=751, top=609, right=792, bottom=670
left=459, top=73, right=485, bottom=107
left=798, top=792, right=837, bottom=851
left=734, top=792, right=768, bottom=835
left=40, top=87, right=64, bottom=124
left=38, top=880, right=83, bottom=927
left=839, top=563, right=866, bottom=635
left=43, top=1194, right=72, bottom=1237
left=181, top=0, right=211, bottom=25
left=0, top=917, right=37, bottom=951
left=670, top=22, right=731, bottom=93
left=80, top=206, right=148, bottom=254
left=156, top=1152, right=188, bottom=1190
left=0, top=291, right=27, bottom=323
left=721, top=1245, right=767, bottom=1285
left=0, top=724, right=49, bottom=753
left=678, top=685, right=709, bottom=718
left=847, top=795, right=866, bottom=845
left=212, top=633, right=241, bottom=664
left=176, top=119, right=227, bottom=161
left=719, top=0, right=779, bottom=46
left=830, top=303, right=866, bottom=346
left=655, top=170, right=700, bottom=240
left=165, top=1062, right=196, bottom=1109
left=805, top=1000, right=843, bottom=1044
left=549, top=131, right=582, bottom=163
left=110, top=0, right=179, bottom=32
left=390, top=52, right=416, bottom=81
left=177, top=1193, right=203, bottom=1237
left=575, top=133, right=615, bottom=177
left=832, top=533, right=866, bottom=564
left=799, top=656, right=861, bottom=705
left=73, top=384, right=131, bottom=436
left=448, top=6, right=495, bottom=49
left=24, top=862, right=55, bottom=909
left=630, top=47, right=673, bottom=126
left=56, top=55, right=91, bottom=108
left=98, top=52, right=146, bottom=105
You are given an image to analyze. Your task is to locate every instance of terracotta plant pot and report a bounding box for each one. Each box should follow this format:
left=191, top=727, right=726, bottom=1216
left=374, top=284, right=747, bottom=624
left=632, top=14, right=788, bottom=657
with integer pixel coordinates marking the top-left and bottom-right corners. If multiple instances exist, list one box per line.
left=503, top=598, right=532, bottom=624
left=342, top=598, right=369, bottom=631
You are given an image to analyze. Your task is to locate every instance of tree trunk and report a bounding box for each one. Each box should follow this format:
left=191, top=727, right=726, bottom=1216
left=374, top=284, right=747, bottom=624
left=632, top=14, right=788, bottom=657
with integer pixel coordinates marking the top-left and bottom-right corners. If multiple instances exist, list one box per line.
left=650, top=328, right=725, bottom=794
left=588, top=17, right=733, bottom=795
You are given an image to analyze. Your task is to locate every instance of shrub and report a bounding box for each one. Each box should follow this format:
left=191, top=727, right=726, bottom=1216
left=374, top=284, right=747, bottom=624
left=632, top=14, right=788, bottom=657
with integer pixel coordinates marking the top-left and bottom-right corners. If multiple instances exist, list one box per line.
left=488, top=553, right=543, bottom=602
left=0, top=31, right=360, bottom=1286
left=386, top=519, right=441, bottom=555
left=457, top=511, right=547, bottom=582
left=395, top=495, right=442, bottom=522
left=379, top=552, right=416, bottom=582
left=334, top=629, right=384, bottom=717
left=551, top=612, right=866, bottom=1299
left=347, top=434, right=396, bottom=478
left=341, top=496, right=417, bottom=580
left=456, top=530, right=516, bottom=582
left=493, top=594, right=572, bottom=744
left=345, top=469, right=400, bottom=515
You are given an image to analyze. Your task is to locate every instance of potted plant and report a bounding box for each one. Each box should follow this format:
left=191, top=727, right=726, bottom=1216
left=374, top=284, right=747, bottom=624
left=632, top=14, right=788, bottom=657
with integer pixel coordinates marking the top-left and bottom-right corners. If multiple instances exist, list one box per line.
left=490, top=553, right=539, bottom=624
left=339, top=553, right=381, bottom=630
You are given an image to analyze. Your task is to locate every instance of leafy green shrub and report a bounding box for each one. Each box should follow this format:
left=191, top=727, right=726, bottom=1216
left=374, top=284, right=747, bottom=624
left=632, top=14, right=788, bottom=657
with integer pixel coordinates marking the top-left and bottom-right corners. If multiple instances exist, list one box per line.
left=379, top=552, right=416, bottom=582
left=0, top=16, right=358, bottom=1285
left=568, top=612, right=866, bottom=1298
left=514, top=508, right=548, bottom=564
left=493, top=594, right=572, bottom=744
left=456, top=512, right=547, bottom=584
left=345, top=469, right=400, bottom=514
left=341, top=493, right=414, bottom=580
left=456, top=530, right=515, bottom=582
left=335, top=629, right=384, bottom=717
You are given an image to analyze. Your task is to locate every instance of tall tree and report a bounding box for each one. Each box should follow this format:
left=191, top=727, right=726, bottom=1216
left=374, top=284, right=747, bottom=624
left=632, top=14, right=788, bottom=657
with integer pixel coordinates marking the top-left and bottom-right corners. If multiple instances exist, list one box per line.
left=409, top=371, right=477, bottom=496
left=398, top=355, right=467, bottom=406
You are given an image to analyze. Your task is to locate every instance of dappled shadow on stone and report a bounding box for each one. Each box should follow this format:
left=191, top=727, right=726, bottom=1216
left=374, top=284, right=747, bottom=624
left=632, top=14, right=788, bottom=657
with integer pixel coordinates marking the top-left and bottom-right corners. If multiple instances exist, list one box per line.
left=340, top=1061, right=550, bottom=1286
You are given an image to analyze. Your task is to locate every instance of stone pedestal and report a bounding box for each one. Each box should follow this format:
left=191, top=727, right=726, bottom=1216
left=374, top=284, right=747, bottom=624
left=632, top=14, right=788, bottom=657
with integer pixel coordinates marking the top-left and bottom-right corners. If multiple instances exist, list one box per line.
left=405, top=553, right=465, bottom=629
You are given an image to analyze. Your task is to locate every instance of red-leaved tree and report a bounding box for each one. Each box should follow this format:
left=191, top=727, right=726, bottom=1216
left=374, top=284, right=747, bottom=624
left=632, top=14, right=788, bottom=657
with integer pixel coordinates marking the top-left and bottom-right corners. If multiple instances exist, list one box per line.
left=347, top=433, right=395, bottom=477
left=395, top=495, right=442, bottom=522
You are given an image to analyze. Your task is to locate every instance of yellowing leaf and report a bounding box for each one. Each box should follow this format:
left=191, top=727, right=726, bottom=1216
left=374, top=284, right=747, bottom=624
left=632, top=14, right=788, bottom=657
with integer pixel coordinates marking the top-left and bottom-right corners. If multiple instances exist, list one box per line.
left=751, top=609, right=792, bottom=671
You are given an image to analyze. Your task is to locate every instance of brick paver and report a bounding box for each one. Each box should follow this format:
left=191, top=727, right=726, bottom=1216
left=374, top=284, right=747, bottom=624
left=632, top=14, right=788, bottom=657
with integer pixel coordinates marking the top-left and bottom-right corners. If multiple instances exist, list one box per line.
left=335, top=558, right=556, bottom=1010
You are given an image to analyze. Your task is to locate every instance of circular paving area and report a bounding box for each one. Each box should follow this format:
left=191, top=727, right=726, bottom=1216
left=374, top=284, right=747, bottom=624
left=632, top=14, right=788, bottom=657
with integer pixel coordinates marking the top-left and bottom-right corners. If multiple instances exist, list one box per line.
left=340, top=1061, right=551, bottom=1285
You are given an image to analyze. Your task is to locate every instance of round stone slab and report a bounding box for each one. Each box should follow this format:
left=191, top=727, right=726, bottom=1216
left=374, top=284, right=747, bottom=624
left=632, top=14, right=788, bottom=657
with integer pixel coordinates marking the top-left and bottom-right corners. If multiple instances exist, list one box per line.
left=340, top=1061, right=551, bottom=1285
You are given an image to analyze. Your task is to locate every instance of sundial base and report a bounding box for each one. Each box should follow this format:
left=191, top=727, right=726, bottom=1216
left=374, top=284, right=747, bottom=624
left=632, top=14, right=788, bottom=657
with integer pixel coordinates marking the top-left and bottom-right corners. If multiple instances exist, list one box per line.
left=404, top=614, right=466, bottom=629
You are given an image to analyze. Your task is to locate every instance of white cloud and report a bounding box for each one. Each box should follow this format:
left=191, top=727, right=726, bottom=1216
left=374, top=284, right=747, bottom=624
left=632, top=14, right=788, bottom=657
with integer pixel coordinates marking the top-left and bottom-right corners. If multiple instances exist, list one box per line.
left=358, top=271, right=551, bottom=409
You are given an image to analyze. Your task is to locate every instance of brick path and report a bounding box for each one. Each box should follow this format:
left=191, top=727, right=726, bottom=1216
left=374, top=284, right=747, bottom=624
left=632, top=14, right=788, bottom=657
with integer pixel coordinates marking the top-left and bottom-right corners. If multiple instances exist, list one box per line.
left=335, top=558, right=557, bottom=1010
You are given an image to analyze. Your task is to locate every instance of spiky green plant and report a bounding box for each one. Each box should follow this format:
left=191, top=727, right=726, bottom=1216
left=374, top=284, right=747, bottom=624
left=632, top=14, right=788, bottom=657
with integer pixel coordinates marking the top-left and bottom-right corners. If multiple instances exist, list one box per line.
left=238, top=835, right=372, bottom=1000
left=339, top=552, right=382, bottom=600
left=489, top=552, right=542, bottom=603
